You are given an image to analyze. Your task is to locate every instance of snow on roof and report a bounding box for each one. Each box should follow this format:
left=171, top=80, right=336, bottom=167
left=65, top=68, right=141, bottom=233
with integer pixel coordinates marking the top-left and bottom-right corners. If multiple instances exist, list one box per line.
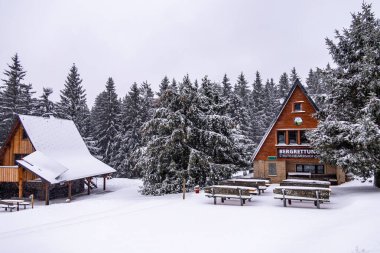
left=17, top=115, right=115, bottom=183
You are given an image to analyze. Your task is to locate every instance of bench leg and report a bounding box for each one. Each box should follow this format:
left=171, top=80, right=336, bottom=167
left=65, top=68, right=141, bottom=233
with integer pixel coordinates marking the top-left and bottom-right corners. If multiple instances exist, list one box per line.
left=257, top=188, right=261, bottom=195
left=314, top=201, right=317, bottom=207
left=283, top=198, right=287, bottom=207
left=214, top=197, right=216, bottom=205
left=288, top=199, right=292, bottom=205
left=221, top=197, right=224, bottom=203
left=317, top=201, right=320, bottom=209
left=240, top=199, right=243, bottom=206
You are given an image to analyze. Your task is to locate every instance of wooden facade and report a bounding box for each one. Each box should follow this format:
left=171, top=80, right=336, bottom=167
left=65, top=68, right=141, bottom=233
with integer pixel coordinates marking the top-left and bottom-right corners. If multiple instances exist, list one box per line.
left=253, top=81, right=345, bottom=184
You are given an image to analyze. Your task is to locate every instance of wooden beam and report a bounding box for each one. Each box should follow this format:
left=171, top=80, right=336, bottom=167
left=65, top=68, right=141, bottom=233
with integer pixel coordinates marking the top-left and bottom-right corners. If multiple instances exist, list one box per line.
left=18, top=167, right=23, bottom=198
left=103, top=175, right=106, bottom=191
left=68, top=181, right=72, bottom=200
left=45, top=182, right=50, bottom=205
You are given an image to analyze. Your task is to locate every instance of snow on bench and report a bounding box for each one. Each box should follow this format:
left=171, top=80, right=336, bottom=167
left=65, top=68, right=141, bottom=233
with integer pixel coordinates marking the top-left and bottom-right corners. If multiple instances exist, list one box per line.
left=222, top=179, right=267, bottom=195
left=273, top=186, right=331, bottom=209
left=280, top=179, right=331, bottom=188
left=204, top=185, right=254, bottom=206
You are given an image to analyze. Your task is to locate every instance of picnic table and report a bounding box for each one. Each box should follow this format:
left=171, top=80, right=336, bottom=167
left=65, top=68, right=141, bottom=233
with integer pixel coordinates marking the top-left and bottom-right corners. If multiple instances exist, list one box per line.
left=1, top=199, right=24, bottom=211
left=280, top=179, right=331, bottom=188
left=204, top=185, right=256, bottom=206
left=273, top=186, right=331, bottom=209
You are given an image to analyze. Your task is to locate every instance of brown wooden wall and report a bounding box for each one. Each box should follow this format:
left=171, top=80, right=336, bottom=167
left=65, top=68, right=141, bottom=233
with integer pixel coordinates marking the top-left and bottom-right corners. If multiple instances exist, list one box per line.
left=0, top=122, right=37, bottom=183
left=1, top=123, right=34, bottom=166
left=255, top=85, right=319, bottom=161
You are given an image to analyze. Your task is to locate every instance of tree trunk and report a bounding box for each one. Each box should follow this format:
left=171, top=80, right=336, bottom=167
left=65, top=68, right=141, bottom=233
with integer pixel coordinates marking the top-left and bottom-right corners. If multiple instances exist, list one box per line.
left=374, top=169, right=380, bottom=188
left=182, top=177, right=186, bottom=200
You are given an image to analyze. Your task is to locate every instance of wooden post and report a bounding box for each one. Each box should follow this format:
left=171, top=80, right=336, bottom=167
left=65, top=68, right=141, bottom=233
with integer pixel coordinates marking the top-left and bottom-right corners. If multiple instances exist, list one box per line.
left=103, top=175, right=106, bottom=191
left=45, top=183, right=50, bottom=205
left=87, top=178, right=91, bottom=195
left=31, top=194, right=34, bottom=209
left=182, top=177, right=186, bottom=200
left=68, top=181, right=72, bottom=200
left=18, top=167, right=24, bottom=198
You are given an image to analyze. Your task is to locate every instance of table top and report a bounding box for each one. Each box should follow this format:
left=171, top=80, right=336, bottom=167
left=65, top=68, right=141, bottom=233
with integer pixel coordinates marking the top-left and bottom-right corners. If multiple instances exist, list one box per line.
left=2, top=199, right=24, bottom=203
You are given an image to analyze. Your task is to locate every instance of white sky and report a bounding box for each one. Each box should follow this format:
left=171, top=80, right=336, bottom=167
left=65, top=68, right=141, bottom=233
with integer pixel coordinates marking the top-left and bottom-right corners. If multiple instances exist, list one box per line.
left=0, top=0, right=378, bottom=106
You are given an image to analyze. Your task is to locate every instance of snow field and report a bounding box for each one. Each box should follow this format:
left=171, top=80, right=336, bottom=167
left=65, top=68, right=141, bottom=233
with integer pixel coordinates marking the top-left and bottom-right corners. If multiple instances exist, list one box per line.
left=0, top=179, right=379, bottom=253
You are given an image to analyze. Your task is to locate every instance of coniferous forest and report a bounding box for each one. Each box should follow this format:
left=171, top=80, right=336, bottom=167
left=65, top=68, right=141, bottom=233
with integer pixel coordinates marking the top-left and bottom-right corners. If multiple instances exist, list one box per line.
left=0, top=3, right=379, bottom=194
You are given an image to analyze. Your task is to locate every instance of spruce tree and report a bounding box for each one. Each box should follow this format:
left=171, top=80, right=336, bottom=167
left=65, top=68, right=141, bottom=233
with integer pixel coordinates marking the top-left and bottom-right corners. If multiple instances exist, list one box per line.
left=137, top=75, right=246, bottom=195
left=289, top=67, right=301, bottom=84
left=309, top=3, right=380, bottom=186
left=234, top=72, right=250, bottom=106
left=0, top=54, right=33, bottom=144
left=157, top=76, right=170, bottom=97
left=57, top=64, right=89, bottom=137
left=91, top=77, right=121, bottom=164
left=36, top=87, right=56, bottom=116
left=278, top=72, right=290, bottom=98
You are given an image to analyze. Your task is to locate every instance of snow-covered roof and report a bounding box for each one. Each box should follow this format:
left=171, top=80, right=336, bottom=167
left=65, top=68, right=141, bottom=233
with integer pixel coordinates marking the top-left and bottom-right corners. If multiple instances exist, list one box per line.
left=16, top=115, right=115, bottom=184
left=252, top=79, right=319, bottom=161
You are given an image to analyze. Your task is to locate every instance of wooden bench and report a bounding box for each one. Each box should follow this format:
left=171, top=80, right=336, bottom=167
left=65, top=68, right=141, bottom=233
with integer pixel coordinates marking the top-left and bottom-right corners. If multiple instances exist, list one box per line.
left=222, top=179, right=267, bottom=195
left=273, top=186, right=331, bottom=209
left=0, top=200, right=17, bottom=212
left=205, top=185, right=253, bottom=206
left=280, top=179, right=331, bottom=188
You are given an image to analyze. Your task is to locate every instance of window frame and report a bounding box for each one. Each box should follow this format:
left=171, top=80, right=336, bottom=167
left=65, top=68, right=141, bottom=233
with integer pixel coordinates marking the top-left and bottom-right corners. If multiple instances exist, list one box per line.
left=277, top=131, right=286, bottom=144
left=268, top=163, right=277, bottom=176
left=288, top=130, right=298, bottom=144
left=296, top=164, right=324, bottom=174
left=294, top=102, right=302, bottom=112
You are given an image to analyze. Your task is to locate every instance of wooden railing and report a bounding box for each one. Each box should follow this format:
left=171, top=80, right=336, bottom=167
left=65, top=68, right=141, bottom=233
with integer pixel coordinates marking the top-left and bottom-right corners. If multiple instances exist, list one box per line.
left=0, top=166, right=19, bottom=182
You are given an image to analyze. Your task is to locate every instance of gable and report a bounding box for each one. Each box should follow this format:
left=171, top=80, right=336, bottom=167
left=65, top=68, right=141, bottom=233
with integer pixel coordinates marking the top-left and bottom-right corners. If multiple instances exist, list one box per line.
left=0, top=121, right=35, bottom=166
left=253, top=81, right=319, bottom=161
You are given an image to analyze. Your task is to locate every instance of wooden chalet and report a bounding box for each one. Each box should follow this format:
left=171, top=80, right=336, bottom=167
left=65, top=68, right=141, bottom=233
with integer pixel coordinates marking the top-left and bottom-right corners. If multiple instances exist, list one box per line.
left=0, top=115, right=115, bottom=205
left=252, top=80, right=346, bottom=184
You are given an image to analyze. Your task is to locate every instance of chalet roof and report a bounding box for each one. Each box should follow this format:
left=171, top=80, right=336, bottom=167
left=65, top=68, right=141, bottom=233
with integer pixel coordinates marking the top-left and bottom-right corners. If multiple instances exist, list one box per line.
left=15, top=115, right=115, bottom=184
left=251, top=79, right=319, bottom=161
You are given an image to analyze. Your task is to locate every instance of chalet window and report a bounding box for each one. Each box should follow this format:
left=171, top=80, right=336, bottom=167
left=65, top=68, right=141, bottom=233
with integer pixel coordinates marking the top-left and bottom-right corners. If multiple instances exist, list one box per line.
left=296, top=164, right=324, bottom=174
left=22, top=129, right=29, bottom=140
left=277, top=131, right=286, bottom=144
left=268, top=163, right=277, bottom=176
left=288, top=131, right=298, bottom=144
left=294, top=103, right=302, bottom=112
left=300, top=130, right=309, bottom=144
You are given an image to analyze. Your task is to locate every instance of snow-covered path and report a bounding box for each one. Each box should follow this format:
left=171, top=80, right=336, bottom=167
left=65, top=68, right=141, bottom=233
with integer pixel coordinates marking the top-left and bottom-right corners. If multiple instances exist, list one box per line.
left=0, top=179, right=379, bottom=253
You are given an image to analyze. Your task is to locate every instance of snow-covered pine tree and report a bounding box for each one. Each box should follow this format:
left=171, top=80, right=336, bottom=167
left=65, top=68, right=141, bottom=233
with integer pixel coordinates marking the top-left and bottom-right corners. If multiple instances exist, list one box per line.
left=221, top=74, right=232, bottom=98
left=137, top=75, right=247, bottom=195
left=289, top=67, right=301, bottom=84
left=308, top=3, right=380, bottom=187
left=36, top=87, right=56, bottom=116
left=91, top=77, right=121, bottom=164
left=57, top=64, right=90, bottom=137
left=250, top=71, right=267, bottom=143
left=157, top=76, right=170, bottom=97
left=0, top=54, right=34, bottom=145
left=277, top=72, right=290, bottom=99
left=234, top=72, right=250, bottom=106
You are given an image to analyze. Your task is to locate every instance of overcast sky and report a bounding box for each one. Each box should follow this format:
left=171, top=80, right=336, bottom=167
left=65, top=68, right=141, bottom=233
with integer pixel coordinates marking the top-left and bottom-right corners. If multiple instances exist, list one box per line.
left=0, top=0, right=379, bottom=106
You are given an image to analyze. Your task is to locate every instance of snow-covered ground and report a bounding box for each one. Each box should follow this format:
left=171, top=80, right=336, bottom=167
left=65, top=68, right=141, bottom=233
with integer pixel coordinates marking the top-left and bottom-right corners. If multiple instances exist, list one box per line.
left=0, top=179, right=379, bottom=253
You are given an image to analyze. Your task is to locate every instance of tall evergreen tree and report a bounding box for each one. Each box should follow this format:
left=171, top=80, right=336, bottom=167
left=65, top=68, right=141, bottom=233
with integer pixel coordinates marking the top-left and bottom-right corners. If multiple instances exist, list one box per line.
left=289, top=67, right=301, bottom=84
left=157, top=76, right=170, bottom=97
left=91, top=77, right=121, bottom=164
left=137, top=75, right=246, bottom=195
left=234, top=72, right=250, bottom=106
left=0, top=54, right=33, bottom=144
left=278, top=72, right=290, bottom=98
left=221, top=74, right=232, bottom=97
left=57, top=64, right=89, bottom=137
left=36, top=87, right=56, bottom=116
left=309, top=3, right=380, bottom=186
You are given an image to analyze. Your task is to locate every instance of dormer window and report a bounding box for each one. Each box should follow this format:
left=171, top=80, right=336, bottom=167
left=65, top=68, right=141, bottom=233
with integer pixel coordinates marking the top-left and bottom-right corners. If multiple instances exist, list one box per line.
left=294, top=102, right=302, bottom=112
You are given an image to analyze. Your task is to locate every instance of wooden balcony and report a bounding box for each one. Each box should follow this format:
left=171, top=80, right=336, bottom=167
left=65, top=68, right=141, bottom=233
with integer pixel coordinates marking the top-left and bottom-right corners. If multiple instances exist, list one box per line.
left=0, top=166, right=19, bottom=182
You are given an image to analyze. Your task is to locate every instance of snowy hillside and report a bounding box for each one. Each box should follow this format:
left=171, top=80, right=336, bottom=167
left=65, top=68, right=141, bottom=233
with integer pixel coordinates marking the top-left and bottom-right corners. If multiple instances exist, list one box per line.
left=0, top=179, right=379, bottom=253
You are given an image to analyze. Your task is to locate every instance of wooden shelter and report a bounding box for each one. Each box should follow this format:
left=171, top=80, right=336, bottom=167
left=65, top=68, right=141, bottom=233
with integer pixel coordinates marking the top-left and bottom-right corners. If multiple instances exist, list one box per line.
left=252, top=80, right=345, bottom=184
left=0, top=115, right=115, bottom=205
